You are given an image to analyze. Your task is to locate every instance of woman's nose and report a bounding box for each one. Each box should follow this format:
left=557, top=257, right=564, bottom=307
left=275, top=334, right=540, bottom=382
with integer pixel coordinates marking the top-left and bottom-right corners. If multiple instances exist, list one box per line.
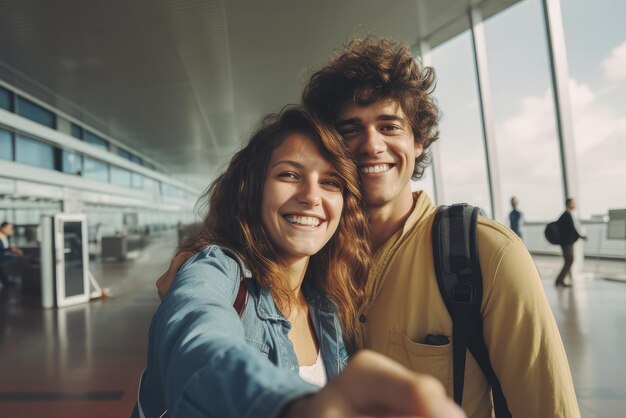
left=297, top=182, right=321, bottom=206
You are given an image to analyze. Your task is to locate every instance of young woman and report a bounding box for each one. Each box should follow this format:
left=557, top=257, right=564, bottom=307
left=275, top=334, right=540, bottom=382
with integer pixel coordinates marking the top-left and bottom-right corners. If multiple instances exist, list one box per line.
left=132, top=106, right=371, bottom=418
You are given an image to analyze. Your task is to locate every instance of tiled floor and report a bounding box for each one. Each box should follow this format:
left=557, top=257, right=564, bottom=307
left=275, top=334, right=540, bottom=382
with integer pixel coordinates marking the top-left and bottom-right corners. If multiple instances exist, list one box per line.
left=534, top=255, right=626, bottom=418
left=0, top=234, right=625, bottom=417
left=0, top=233, right=172, bottom=418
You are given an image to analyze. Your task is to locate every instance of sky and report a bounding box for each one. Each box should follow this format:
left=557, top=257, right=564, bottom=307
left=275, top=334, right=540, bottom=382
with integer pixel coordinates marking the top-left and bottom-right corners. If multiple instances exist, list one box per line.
left=422, top=0, right=626, bottom=221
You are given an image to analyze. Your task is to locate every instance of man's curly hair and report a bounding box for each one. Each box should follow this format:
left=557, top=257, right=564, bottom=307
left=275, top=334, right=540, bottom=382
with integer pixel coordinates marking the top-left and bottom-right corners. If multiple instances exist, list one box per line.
left=302, top=36, right=440, bottom=180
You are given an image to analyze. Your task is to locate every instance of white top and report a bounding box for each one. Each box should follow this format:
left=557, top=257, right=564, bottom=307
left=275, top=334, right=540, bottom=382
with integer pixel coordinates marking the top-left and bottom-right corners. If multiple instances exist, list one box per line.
left=298, top=351, right=327, bottom=387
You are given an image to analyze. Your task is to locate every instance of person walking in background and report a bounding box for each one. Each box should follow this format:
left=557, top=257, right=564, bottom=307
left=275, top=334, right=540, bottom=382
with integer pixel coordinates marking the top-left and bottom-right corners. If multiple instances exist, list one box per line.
left=555, top=198, right=587, bottom=287
left=508, top=196, right=523, bottom=239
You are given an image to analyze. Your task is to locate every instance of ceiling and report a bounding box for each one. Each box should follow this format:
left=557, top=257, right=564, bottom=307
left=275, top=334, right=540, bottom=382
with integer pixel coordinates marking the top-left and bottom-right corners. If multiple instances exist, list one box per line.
left=0, top=0, right=519, bottom=188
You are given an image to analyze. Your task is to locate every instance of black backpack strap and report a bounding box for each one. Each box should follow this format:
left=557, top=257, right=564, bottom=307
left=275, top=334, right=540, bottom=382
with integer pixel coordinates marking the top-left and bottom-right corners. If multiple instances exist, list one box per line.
left=432, top=204, right=511, bottom=418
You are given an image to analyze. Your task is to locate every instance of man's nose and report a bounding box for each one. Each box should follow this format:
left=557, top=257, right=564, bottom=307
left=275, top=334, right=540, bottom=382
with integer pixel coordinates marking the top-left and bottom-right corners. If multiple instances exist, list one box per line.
left=359, top=127, right=386, bottom=155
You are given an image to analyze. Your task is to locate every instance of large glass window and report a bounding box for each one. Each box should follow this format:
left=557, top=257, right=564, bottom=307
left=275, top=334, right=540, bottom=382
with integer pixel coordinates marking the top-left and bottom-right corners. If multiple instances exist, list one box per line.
left=16, top=97, right=56, bottom=129
left=110, top=166, right=132, bottom=188
left=131, top=173, right=144, bottom=189
left=62, top=150, right=83, bottom=175
left=117, top=148, right=132, bottom=160
left=84, top=130, right=109, bottom=150
left=16, top=135, right=55, bottom=169
left=130, top=154, right=143, bottom=165
left=83, top=157, right=109, bottom=182
left=71, top=123, right=83, bottom=139
left=561, top=0, right=626, bottom=219
left=411, top=164, right=436, bottom=203
left=483, top=0, right=564, bottom=222
left=430, top=31, right=492, bottom=216
left=0, top=86, right=13, bottom=111
left=0, top=128, right=13, bottom=161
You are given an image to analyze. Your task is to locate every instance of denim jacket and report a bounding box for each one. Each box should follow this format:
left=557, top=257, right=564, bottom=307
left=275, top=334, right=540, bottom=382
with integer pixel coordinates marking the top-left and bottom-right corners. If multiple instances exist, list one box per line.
left=132, top=245, right=348, bottom=418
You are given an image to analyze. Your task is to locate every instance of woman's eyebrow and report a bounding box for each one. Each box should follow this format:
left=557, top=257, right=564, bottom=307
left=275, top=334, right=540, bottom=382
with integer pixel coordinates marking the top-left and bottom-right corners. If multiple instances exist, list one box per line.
left=270, top=160, right=303, bottom=169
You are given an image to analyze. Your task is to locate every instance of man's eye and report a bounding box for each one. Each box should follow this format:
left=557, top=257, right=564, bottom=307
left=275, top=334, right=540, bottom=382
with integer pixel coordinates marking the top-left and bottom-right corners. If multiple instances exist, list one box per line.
left=380, top=125, right=401, bottom=132
left=338, top=127, right=360, bottom=138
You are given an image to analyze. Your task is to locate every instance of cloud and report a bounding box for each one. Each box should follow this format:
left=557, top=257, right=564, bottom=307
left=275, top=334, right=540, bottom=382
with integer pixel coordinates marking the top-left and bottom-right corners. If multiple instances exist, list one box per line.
left=603, top=40, right=626, bottom=81
left=494, top=78, right=626, bottom=219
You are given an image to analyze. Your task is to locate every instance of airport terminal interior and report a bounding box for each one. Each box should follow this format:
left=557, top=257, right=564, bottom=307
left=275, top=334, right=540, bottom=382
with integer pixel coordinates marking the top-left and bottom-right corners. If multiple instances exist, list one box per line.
left=0, top=0, right=625, bottom=417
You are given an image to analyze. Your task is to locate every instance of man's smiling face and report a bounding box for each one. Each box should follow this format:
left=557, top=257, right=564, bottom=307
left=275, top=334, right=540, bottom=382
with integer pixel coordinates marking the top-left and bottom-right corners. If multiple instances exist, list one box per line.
left=336, top=98, right=422, bottom=212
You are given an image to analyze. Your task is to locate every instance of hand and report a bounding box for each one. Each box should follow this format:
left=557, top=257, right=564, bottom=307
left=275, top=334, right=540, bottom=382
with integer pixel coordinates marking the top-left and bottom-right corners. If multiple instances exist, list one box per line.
left=156, top=251, right=194, bottom=299
left=10, top=247, right=23, bottom=256
left=282, top=350, right=465, bottom=418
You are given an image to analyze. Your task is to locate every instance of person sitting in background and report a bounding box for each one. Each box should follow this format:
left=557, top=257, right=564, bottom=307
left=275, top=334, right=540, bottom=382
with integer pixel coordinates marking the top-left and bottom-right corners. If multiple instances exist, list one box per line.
left=133, top=105, right=463, bottom=418
left=0, top=221, right=23, bottom=286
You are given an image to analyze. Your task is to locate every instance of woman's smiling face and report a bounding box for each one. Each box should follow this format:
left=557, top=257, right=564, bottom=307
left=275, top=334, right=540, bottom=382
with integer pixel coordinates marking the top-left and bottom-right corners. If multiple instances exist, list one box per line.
left=261, top=132, right=344, bottom=265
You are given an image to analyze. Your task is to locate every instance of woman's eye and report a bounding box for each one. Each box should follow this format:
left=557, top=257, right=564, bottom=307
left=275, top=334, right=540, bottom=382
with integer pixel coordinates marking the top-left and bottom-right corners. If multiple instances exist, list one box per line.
left=322, top=179, right=343, bottom=190
left=278, top=172, right=298, bottom=180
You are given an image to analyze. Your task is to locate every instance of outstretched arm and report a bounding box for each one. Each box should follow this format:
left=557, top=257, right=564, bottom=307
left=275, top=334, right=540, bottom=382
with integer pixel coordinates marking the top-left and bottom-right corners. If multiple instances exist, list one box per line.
left=153, top=249, right=463, bottom=418
left=282, top=350, right=465, bottom=418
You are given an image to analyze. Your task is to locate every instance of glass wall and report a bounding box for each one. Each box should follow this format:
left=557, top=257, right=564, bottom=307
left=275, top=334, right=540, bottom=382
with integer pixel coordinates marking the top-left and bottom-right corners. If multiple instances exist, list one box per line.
left=15, top=135, right=55, bottom=169
left=0, top=128, right=13, bottom=161
left=62, top=150, right=83, bottom=175
left=84, top=130, right=109, bottom=150
left=0, top=86, right=13, bottom=111
left=561, top=0, right=626, bottom=219
left=71, top=123, right=83, bottom=139
left=482, top=0, right=564, bottom=222
left=16, top=97, right=56, bottom=129
left=411, top=164, right=436, bottom=202
left=430, top=31, right=492, bottom=216
left=110, top=166, right=132, bottom=188
left=131, top=173, right=144, bottom=189
left=84, top=157, right=109, bottom=182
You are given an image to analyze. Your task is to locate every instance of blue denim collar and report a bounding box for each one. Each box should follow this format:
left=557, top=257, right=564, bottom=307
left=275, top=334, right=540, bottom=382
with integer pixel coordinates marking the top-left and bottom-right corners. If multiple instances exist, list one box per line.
left=250, top=281, right=338, bottom=323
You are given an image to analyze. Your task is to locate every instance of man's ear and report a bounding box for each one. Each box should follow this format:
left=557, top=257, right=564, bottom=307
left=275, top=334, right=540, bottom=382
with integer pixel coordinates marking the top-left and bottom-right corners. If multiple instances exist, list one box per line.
left=414, top=141, right=424, bottom=159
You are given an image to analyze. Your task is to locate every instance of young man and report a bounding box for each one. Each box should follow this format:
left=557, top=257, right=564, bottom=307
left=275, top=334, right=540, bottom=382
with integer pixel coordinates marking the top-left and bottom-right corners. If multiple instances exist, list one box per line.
left=554, top=197, right=586, bottom=287
left=301, top=37, right=580, bottom=417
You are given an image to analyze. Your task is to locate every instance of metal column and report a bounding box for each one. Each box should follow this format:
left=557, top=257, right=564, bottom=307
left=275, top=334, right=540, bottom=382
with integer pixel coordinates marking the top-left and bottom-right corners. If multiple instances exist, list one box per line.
left=469, top=7, right=503, bottom=221
left=418, top=39, right=445, bottom=206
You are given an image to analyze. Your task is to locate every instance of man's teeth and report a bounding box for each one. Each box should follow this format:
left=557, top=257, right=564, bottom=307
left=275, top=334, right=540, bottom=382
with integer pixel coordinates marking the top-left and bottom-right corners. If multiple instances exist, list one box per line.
left=284, top=215, right=321, bottom=227
left=361, top=164, right=390, bottom=174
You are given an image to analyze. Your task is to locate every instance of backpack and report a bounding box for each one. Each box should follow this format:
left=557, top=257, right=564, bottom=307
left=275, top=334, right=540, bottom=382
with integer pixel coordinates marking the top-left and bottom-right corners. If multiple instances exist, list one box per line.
left=432, top=204, right=511, bottom=418
left=544, top=221, right=561, bottom=245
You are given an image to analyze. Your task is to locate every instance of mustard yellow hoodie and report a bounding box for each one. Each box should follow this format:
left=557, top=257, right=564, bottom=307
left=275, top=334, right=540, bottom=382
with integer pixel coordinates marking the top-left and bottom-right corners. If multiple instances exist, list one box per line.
left=355, top=192, right=580, bottom=418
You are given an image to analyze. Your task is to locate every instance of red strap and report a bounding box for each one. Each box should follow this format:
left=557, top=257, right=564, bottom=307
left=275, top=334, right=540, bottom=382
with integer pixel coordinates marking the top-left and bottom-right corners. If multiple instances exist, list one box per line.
left=233, top=279, right=248, bottom=317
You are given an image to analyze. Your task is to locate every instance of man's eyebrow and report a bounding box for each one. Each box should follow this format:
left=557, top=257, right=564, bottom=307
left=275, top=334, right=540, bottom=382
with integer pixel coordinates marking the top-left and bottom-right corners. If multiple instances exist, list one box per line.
left=335, top=118, right=360, bottom=128
left=336, top=114, right=407, bottom=127
left=376, top=114, right=406, bottom=123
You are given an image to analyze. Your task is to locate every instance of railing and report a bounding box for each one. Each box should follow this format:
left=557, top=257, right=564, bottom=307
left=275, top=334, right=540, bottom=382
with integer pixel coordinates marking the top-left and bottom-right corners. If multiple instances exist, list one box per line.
left=522, top=221, right=626, bottom=259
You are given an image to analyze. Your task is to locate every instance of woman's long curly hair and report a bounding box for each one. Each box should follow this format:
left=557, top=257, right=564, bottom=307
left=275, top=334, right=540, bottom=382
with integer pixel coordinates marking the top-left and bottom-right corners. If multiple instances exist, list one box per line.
left=179, top=105, right=371, bottom=339
left=302, top=36, right=440, bottom=180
